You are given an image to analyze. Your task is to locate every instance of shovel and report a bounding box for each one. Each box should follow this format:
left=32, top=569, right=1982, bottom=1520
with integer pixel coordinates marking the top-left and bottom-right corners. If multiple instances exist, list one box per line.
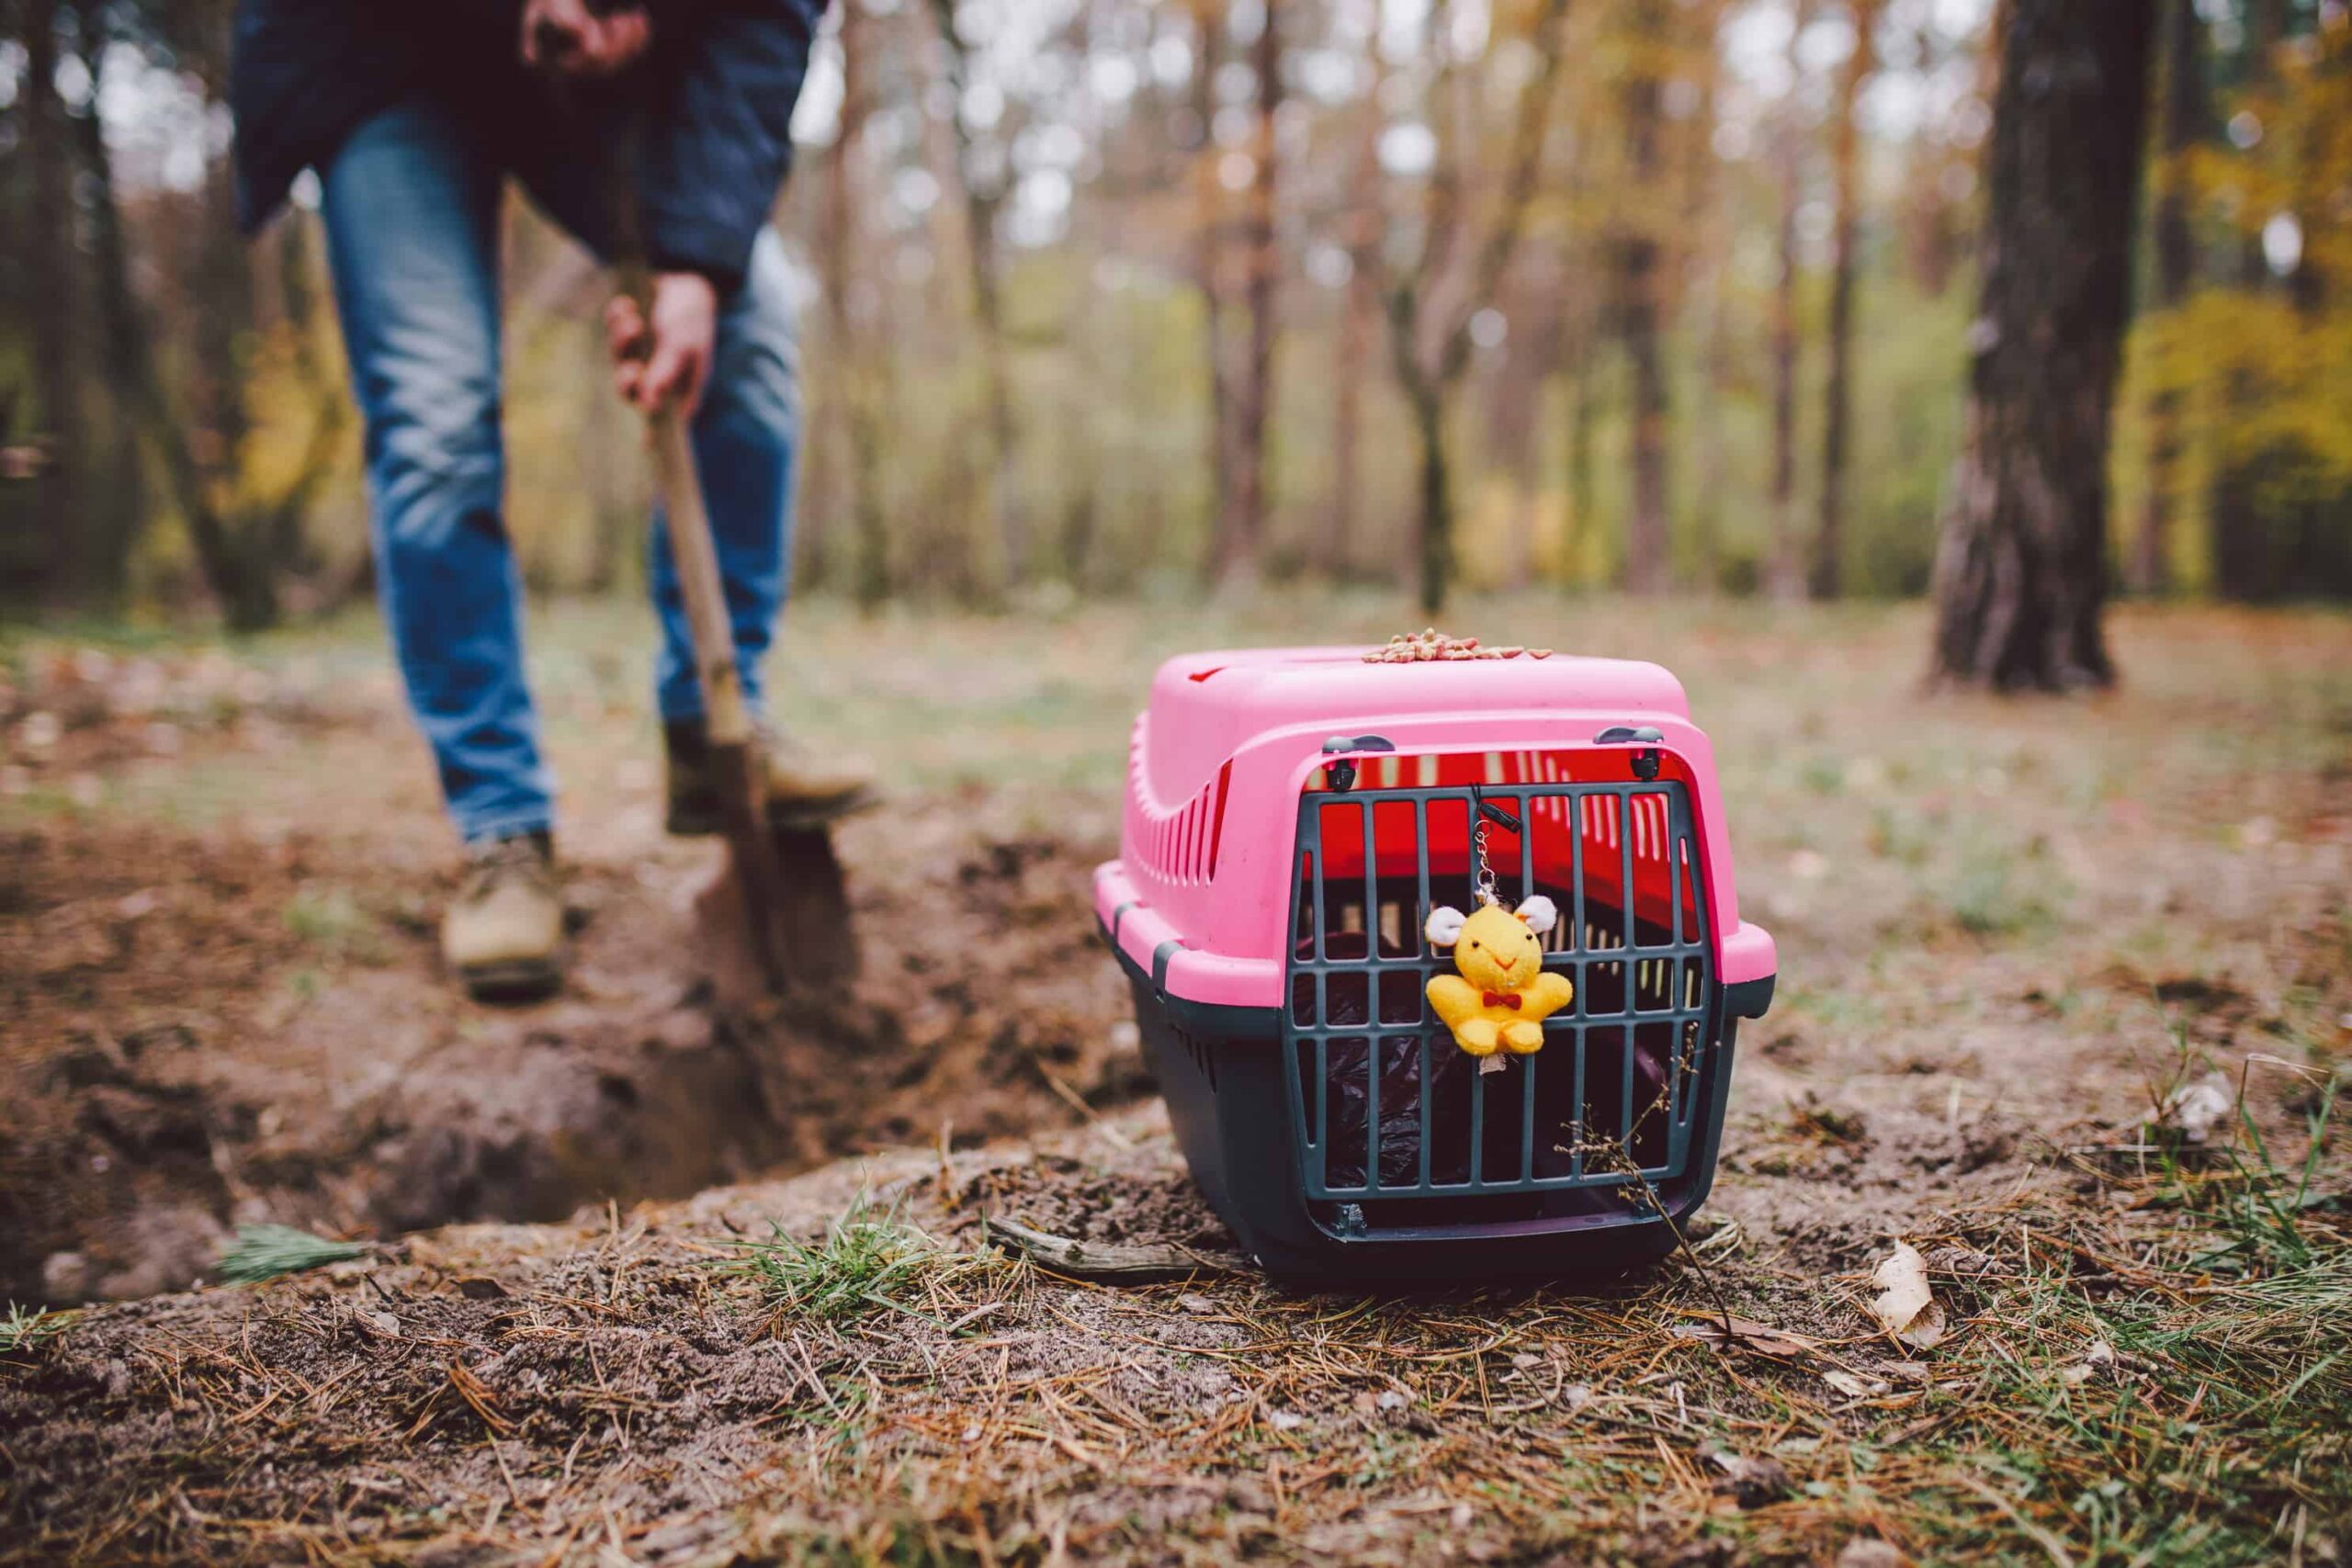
left=604, top=121, right=855, bottom=1000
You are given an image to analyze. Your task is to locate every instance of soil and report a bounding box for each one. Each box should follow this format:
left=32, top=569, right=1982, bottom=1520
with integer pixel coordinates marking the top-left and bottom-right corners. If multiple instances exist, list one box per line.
left=0, top=680, right=1140, bottom=1303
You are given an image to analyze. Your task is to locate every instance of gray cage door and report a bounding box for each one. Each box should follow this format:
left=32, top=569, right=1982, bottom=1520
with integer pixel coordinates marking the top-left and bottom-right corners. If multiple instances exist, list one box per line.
left=1281, top=780, right=1717, bottom=1204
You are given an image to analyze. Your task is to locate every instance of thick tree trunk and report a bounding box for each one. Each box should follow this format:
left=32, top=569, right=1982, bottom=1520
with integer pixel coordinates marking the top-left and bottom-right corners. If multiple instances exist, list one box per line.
left=2130, top=0, right=2203, bottom=595
left=1218, top=2, right=1283, bottom=592
left=1928, top=0, right=2155, bottom=691
left=1613, top=0, right=1670, bottom=593
left=1814, top=0, right=1881, bottom=601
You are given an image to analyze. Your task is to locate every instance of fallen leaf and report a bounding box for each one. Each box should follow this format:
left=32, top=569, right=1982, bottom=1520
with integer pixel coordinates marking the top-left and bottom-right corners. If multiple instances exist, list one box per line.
left=1670, top=1310, right=1824, bottom=1359
left=1867, top=1242, right=1947, bottom=1349
left=1822, top=1370, right=1890, bottom=1399
left=1704, top=1449, right=1793, bottom=1508
left=2059, top=1338, right=2116, bottom=1386
left=2156, top=1072, right=2236, bottom=1145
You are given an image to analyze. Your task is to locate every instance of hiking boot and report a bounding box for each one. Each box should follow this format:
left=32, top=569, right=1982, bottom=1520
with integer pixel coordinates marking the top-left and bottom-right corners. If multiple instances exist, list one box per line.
left=664, top=719, right=878, bottom=834
left=442, top=832, right=563, bottom=1001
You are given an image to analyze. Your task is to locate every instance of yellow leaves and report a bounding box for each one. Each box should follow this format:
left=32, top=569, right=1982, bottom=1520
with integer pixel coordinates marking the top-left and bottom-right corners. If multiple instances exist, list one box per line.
left=2126, top=288, right=2352, bottom=484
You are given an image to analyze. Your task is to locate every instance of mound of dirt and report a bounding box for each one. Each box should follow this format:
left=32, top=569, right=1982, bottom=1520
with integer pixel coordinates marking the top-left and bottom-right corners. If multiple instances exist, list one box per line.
left=0, top=807, right=1142, bottom=1305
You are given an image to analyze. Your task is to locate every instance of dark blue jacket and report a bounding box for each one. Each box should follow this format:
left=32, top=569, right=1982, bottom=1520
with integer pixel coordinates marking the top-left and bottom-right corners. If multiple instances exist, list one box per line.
left=231, top=0, right=823, bottom=289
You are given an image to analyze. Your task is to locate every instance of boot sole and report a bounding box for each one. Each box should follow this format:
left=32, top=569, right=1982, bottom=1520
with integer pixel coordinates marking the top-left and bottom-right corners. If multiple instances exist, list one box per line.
left=666, top=787, right=881, bottom=838
left=458, top=956, right=564, bottom=1003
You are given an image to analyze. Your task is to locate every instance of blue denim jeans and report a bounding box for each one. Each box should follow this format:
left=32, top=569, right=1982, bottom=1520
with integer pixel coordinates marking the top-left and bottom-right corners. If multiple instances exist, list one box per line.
left=320, top=99, right=799, bottom=845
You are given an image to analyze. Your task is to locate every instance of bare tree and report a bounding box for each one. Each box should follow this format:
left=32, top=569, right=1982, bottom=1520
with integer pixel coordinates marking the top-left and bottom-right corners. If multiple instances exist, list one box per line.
left=19, top=0, right=84, bottom=592
left=924, top=0, right=1026, bottom=593
left=1814, top=0, right=1882, bottom=600
left=1611, top=0, right=1670, bottom=592
left=79, top=4, right=347, bottom=629
left=1188, top=0, right=1238, bottom=585
left=1320, top=80, right=1384, bottom=581
left=1380, top=0, right=1571, bottom=613
left=820, top=2, right=894, bottom=612
left=1214, top=0, right=1284, bottom=591
left=1681, top=0, right=1730, bottom=589
left=2129, top=0, right=2203, bottom=594
left=1928, top=0, right=2156, bottom=690
left=1765, top=0, right=1812, bottom=601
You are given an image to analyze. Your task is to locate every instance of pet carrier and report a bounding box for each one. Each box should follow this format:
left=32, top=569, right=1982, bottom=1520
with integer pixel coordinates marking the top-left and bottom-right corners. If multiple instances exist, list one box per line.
left=1095, top=640, right=1776, bottom=1280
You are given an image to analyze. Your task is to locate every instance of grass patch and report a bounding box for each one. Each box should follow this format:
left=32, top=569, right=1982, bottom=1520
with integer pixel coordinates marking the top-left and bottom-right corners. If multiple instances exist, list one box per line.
left=0, top=1302, right=74, bottom=1354
left=217, top=1224, right=369, bottom=1284
left=281, top=886, right=379, bottom=960
left=725, top=1198, right=996, bottom=1328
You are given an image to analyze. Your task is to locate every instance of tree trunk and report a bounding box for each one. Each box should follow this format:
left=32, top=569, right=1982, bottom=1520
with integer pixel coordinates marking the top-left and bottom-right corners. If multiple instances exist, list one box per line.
left=1682, top=0, right=1729, bottom=592
left=1928, top=0, right=2155, bottom=691
left=1188, top=0, right=1237, bottom=590
left=1766, top=1, right=1810, bottom=603
left=1409, top=381, right=1452, bottom=615
left=821, top=2, right=892, bottom=614
left=1322, top=82, right=1382, bottom=583
left=1565, top=344, right=1597, bottom=588
left=20, top=0, right=83, bottom=592
left=1327, top=262, right=1370, bottom=581
left=2206, top=0, right=2283, bottom=598
left=2129, top=0, right=2202, bottom=594
left=1814, top=0, right=1881, bottom=601
left=64, top=11, right=147, bottom=602
left=1613, top=0, right=1670, bottom=593
left=922, top=0, right=1019, bottom=596
left=1216, top=3, right=1282, bottom=592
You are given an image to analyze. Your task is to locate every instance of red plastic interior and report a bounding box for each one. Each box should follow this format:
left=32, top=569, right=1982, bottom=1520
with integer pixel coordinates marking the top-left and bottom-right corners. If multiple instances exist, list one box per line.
left=1306, top=750, right=1702, bottom=937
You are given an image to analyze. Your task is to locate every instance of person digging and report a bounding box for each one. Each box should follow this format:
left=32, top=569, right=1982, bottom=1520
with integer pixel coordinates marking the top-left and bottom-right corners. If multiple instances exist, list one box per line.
left=232, top=0, right=874, bottom=999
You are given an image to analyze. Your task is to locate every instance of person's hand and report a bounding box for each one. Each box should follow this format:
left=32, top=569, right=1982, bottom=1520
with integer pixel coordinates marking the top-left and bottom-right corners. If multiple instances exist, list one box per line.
left=606, top=274, right=718, bottom=419
left=521, top=0, right=651, bottom=78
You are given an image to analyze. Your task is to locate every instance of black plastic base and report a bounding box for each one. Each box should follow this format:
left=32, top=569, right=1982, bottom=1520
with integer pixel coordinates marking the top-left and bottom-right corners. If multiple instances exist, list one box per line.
left=1107, top=928, right=1745, bottom=1283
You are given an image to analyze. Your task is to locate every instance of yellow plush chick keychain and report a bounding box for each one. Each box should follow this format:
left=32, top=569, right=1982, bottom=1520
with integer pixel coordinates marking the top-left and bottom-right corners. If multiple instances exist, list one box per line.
left=1424, top=896, right=1575, bottom=1067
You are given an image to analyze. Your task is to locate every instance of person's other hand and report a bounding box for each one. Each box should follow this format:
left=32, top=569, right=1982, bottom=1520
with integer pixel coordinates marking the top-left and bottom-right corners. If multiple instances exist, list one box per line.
left=606, top=274, right=718, bottom=419
left=521, top=0, right=651, bottom=78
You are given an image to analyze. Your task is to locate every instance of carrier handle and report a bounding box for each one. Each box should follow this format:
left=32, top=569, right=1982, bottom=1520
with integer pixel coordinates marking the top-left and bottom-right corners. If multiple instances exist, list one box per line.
left=1592, top=725, right=1665, bottom=744
left=1320, top=734, right=1392, bottom=792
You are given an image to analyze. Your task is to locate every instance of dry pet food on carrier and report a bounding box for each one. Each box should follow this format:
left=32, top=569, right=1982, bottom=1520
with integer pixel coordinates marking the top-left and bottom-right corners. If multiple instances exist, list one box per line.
left=1094, top=638, right=1778, bottom=1280
left=1361, top=628, right=1553, bottom=663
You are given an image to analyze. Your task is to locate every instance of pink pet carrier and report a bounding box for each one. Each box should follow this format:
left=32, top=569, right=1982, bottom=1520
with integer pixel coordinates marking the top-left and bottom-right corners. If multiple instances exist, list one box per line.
left=1095, top=642, right=1776, bottom=1279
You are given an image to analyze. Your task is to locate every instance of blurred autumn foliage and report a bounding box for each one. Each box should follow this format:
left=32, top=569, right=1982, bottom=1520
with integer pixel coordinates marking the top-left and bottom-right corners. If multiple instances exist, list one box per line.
left=0, top=0, right=2346, bottom=626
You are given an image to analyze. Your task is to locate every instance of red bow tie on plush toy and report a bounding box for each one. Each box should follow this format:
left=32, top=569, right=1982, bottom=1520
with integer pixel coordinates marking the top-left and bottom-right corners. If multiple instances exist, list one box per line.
left=1482, top=991, right=1522, bottom=1010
